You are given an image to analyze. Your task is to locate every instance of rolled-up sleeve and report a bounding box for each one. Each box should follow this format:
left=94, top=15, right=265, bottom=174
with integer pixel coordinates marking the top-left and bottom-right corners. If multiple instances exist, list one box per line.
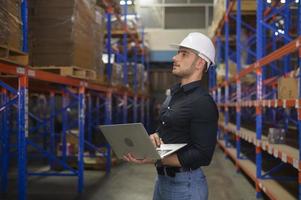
left=177, top=96, right=218, bottom=169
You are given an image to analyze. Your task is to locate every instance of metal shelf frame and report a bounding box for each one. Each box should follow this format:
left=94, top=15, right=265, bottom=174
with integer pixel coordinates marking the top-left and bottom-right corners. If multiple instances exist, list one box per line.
left=0, top=1, right=150, bottom=200
left=210, top=0, right=301, bottom=199
left=0, top=66, right=149, bottom=200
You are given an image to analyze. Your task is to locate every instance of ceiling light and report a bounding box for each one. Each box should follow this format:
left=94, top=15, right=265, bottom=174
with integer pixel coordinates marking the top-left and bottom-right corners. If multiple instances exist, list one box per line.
left=280, top=0, right=285, bottom=3
left=267, top=0, right=271, bottom=3
left=275, top=32, right=279, bottom=36
left=296, top=0, right=299, bottom=3
left=120, top=0, right=126, bottom=5
left=127, top=0, right=133, bottom=5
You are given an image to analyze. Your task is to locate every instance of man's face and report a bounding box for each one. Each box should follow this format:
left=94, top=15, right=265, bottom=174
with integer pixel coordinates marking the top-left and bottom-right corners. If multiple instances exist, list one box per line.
left=172, top=47, right=199, bottom=78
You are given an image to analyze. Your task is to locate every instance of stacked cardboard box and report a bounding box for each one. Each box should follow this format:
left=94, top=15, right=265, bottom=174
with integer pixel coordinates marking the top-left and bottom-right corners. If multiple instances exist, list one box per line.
left=277, top=68, right=299, bottom=99
left=0, top=0, right=23, bottom=50
left=28, top=0, right=104, bottom=70
left=94, top=6, right=105, bottom=80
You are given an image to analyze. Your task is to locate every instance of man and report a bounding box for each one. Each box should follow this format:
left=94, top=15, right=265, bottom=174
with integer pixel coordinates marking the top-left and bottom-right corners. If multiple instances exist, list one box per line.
left=124, top=32, right=218, bottom=200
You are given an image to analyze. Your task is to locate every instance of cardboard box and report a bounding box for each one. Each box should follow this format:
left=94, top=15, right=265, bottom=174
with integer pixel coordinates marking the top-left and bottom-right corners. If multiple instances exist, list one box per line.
left=278, top=77, right=298, bottom=99
left=0, top=0, right=22, bottom=50
left=28, top=0, right=104, bottom=71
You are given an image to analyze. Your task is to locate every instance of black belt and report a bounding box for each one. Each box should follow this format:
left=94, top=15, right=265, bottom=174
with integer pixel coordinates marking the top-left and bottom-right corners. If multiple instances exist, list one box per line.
left=156, top=167, right=196, bottom=177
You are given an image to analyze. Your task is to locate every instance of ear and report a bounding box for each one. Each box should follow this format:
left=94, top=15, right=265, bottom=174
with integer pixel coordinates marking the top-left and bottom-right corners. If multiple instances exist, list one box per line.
left=195, top=58, right=206, bottom=72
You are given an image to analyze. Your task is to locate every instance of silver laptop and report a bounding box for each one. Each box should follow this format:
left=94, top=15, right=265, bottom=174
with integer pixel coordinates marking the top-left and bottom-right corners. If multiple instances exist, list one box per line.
left=99, top=123, right=187, bottom=160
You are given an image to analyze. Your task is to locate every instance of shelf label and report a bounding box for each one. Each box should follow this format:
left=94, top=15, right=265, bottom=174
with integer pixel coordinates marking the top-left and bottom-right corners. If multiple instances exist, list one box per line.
left=28, top=70, right=35, bottom=77
left=274, top=100, right=278, bottom=108
left=293, top=159, right=299, bottom=169
left=268, top=146, right=273, bottom=154
left=273, top=149, right=278, bottom=158
left=296, top=40, right=300, bottom=48
left=16, top=67, right=25, bottom=74
left=283, top=99, right=286, bottom=108
left=295, top=99, right=299, bottom=109
left=80, top=81, right=88, bottom=87
left=268, top=100, right=271, bottom=108
left=281, top=153, right=287, bottom=163
left=262, top=144, right=266, bottom=150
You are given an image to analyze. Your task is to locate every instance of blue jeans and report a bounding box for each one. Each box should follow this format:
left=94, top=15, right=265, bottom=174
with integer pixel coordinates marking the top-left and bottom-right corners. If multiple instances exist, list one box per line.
left=153, top=168, right=208, bottom=200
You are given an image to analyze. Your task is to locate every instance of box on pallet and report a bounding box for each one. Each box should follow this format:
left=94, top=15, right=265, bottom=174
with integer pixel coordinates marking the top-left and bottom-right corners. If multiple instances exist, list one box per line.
left=0, top=0, right=23, bottom=50
left=278, top=70, right=299, bottom=99
left=28, top=0, right=105, bottom=72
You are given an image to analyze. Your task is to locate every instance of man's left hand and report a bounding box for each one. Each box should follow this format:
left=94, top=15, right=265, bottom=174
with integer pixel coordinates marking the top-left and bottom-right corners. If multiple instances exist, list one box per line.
left=123, top=153, right=155, bottom=164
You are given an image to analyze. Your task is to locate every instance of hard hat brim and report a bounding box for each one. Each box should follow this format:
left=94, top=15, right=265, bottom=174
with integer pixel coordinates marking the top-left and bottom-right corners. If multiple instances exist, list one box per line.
left=170, top=43, right=190, bottom=50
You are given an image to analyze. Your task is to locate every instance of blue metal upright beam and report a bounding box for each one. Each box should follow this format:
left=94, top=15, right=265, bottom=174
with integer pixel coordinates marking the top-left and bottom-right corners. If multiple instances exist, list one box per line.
left=1, top=89, right=9, bottom=194
left=215, top=35, right=222, bottom=139
left=62, top=93, right=69, bottom=162
left=123, top=3, right=128, bottom=86
left=133, top=95, right=138, bottom=123
left=106, top=9, right=112, bottom=83
left=105, top=91, right=112, bottom=173
left=216, top=35, right=222, bottom=103
left=141, top=27, right=145, bottom=92
left=236, top=0, right=242, bottom=164
left=146, top=98, right=150, bottom=131
left=87, top=94, right=92, bottom=144
left=140, top=97, right=145, bottom=124
left=256, top=0, right=264, bottom=197
left=18, top=75, right=28, bottom=200
left=224, top=0, right=230, bottom=147
left=123, top=92, right=128, bottom=123
left=21, top=0, right=28, bottom=52
left=105, top=91, right=112, bottom=125
left=77, top=86, right=85, bottom=193
left=134, top=47, right=138, bottom=93
left=96, top=96, right=100, bottom=125
left=298, top=0, right=301, bottom=200
left=284, top=0, right=291, bottom=74
left=49, top=91, right=56, bottom=168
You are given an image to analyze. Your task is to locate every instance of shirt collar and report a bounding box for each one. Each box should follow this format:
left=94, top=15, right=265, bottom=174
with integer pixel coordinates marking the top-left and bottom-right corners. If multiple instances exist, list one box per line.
left=171, top=80, right=203, bottom=95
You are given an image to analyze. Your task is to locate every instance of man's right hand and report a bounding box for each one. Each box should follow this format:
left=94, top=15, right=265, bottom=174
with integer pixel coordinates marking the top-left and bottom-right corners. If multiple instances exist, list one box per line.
left=150, top=133, right=162, bottom=148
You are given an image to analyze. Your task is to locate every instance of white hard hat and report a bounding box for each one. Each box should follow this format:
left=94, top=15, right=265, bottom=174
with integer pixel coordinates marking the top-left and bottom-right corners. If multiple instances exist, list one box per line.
left=171, top=32, right=215, bottom=69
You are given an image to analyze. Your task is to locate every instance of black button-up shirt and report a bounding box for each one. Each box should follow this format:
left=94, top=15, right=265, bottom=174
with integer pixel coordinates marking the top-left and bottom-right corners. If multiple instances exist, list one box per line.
left=157, top=80, right=218, bottom=169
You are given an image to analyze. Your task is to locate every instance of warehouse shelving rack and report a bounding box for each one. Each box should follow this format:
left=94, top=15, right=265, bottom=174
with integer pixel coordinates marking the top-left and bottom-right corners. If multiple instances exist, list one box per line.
left=210, top=0, right=301, bottom=199
left=0, top=1, right=150, bottom=200
left=105, top=1, right=149, bottom=126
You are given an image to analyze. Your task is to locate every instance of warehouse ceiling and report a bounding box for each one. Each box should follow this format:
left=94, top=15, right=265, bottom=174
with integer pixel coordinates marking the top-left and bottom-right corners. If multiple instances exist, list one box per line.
left=118, top=0, right=214, bottom=29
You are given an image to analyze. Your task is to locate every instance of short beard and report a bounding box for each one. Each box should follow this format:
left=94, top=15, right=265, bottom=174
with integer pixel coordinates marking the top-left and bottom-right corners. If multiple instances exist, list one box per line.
left=172, top=56, right=200, bottom=78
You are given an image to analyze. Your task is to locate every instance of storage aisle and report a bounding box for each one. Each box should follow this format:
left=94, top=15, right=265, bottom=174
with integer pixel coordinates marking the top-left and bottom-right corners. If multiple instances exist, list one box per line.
left=3, top=147, right=256, bottom=200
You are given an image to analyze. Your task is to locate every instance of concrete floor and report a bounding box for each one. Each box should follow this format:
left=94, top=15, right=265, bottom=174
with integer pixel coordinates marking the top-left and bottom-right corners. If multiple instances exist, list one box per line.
left=4, top=147, right=257, bottom=200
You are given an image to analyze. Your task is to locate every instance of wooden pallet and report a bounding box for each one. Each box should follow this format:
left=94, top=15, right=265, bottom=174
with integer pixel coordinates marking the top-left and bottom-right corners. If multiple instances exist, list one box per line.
left=32, top=66, right=96, bottom=80
left=0, top=45, right=28, bottom=66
